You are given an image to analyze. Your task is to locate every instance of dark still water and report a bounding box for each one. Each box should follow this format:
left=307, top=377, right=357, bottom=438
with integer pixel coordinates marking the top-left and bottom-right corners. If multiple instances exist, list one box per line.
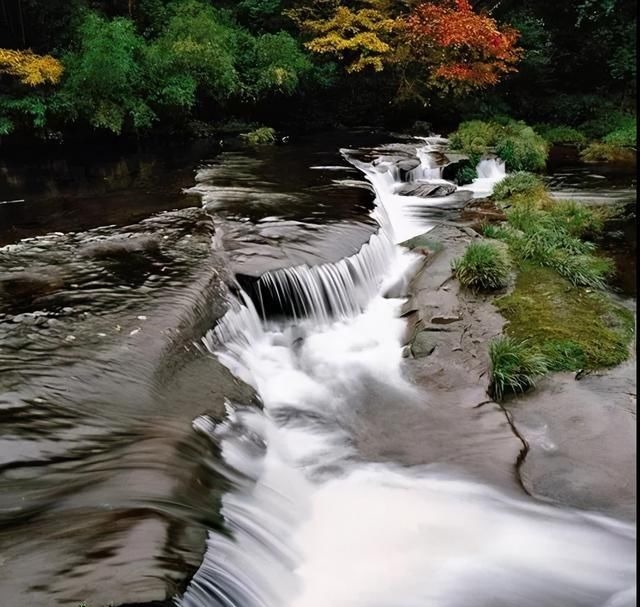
left=0, top=134, right=635, bottom=607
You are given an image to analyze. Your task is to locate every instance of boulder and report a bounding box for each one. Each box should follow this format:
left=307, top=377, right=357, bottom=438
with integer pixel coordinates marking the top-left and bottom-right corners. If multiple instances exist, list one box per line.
left=395, top=183, right=457, bottom=198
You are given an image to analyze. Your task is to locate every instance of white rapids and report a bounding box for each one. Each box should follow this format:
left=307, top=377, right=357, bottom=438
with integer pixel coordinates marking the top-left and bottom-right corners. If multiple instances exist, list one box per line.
left=342, top=137, right=506, bottom=243
left=179, top=139, right=635, bottom=607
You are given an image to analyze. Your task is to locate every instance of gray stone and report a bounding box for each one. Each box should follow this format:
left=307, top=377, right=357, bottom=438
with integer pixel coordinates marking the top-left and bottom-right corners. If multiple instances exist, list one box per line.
left=411, top=330, right=437, bottom=358
left=395, top=183, right=457, bottom=198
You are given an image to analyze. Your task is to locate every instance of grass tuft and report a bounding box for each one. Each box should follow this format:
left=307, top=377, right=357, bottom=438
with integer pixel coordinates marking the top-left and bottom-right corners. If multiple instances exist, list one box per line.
left=493, top=172, right=545, bottom=201
left=489, top=336, right=549, bottom=401
left=580, top=142, right=636, bottom=162
left=451, top=242, right=511, bottom=292
left=241, top=126, right=276, bottom=145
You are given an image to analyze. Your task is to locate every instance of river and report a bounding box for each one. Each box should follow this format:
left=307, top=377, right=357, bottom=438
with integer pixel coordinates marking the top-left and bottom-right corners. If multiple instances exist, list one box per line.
left=0, top=130, right=635, bottom=607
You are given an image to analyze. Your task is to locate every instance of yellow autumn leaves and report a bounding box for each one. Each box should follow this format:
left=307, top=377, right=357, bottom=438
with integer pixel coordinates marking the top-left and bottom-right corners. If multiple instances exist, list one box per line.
left=293, top=4, right=398, bottom=72
left=0, top=49, right=63, bottom=86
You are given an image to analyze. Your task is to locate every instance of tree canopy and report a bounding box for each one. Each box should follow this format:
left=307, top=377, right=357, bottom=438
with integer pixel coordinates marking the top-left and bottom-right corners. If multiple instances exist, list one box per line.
left=0, top=0, right=635, bottom=139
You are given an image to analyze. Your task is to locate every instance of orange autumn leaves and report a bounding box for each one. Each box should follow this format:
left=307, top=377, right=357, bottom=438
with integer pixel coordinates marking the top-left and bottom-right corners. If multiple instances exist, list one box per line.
left=295, top=0, right=522, bottom=93
left=404, top=0, right=522, bottom=91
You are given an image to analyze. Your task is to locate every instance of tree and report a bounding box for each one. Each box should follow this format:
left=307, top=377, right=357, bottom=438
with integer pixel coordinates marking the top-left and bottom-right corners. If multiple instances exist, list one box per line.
left=404, top=0, right=522, bottom=93
left=55, top=12, right=155, bottom=134
left=236, top=31, right=313, bottom=99
left=291, top=0, right=398, bottom=72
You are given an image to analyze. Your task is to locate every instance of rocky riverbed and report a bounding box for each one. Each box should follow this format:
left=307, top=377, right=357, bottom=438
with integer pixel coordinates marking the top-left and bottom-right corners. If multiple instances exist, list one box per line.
left=402, top=223, right=636, bottom=519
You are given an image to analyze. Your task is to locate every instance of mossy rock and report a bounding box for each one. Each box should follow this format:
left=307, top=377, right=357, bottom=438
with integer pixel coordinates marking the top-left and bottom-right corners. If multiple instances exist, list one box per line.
left=495, top=266, right=634, bottom=371
left=400, top=234, right=444, bottom=252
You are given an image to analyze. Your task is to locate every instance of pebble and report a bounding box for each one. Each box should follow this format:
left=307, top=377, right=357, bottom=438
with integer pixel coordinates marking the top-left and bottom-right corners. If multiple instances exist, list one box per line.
left=65, top=335, right=76, bottom=341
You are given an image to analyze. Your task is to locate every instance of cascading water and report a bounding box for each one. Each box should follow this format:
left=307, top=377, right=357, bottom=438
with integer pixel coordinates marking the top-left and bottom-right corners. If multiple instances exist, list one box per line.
left=342, top=138, right=507, bottom=244
left=180, top=140, right=635, bottom=607
left=247, top=229, right=398, bottom=323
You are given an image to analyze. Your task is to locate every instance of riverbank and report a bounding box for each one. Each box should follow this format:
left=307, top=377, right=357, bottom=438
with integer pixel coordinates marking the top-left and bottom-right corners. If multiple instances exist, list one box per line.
left=402, top=221, right=636, bottom=519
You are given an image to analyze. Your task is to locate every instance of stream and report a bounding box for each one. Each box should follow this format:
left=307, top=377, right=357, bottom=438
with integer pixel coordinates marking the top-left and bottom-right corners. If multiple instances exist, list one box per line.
left=0, top=131, right=636, bottom=607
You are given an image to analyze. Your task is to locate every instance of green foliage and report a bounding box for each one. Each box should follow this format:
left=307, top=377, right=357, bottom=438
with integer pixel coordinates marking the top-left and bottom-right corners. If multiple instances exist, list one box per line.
left=502, top=203, right=613, bottom=288
left=489, top=179, right=614, bottom=289
left=241, top=126, right=276, bottom=144
left=454, top=163, right=477, bottom=185
left=545, top=200, right=607, bottom=235
left=448, top=119, right=548, bottom=171
left=603, top=123, right=637, bottom=148
left=56, top=12, right=154, bottom=134
left=481, top=223, right=512, bottom=240
left=152, top=1, right=238, bottom=98
left=534, top=123, right=587, bottom=146
left=0, top=94, right=48, bottom=133
left=494, top=122, right=548, bottom=172
left=579, top=111, right=636, bottom=140
left=492, top=172, right=545, bottom=200
left=496, top=266, right=634, bottom=373
left=489, top=336, right=548, bottom=401
left=451, top=242, right=511, bottom=292
left=237, top=31, right=313, bottom=99
left=448, top=119, right=499, bottom=166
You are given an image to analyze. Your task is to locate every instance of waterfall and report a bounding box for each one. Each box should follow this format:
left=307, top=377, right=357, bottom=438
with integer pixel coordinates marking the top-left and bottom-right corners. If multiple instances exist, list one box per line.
left=464, top=157, right=507, bottom=197
left=180, top=139, right=635, bottom=607
left=247, top=230, right=398, bottom=323
left=341, top=139, right=507, bottom=245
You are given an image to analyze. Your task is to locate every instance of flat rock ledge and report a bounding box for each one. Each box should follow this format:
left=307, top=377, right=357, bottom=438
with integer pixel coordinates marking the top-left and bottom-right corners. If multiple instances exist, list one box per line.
left=401, top=224, right=636, bottom=520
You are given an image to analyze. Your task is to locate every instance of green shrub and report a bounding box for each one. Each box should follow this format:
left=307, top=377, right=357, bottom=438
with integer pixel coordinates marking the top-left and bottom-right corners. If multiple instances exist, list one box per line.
left=494, top=122, right=549, bottom=171
left=449, top=119, right=549, bottom=172
left=544, top=200, right=606, bottom=235
left=455, top=163, right=478, bottom=185
left=448, top=120, right=500, bottom=166
left=502, top=204, right=613, bottom=288
left=241, top=126, right=276, bottom=145
left=489, top=336, right=549, bottom=401
left=603, top=124, right=636, bottom=148
left=534, top=123, right=587, bottom=147
left=481, top=224, right=512, bottom=240
left=451, top=242, right=511, bottom=292
left=580, top=142, right=636, bottom=162
left=545, top=251, right=613, bottom=289
left=492, top=171, right=545, bottom=200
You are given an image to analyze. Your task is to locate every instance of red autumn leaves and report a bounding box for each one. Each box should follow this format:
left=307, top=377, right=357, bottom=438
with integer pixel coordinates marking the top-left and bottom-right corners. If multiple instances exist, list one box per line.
left=404, top=0, right=522, bottom=91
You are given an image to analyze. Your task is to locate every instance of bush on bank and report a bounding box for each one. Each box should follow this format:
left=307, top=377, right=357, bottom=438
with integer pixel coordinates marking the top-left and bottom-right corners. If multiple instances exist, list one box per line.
left=489, top=335, right=548, bottom=401
left=534, top=124, right=587, bottom=147
left=448, top=119, right=549, bottom=172
left=492, top=171, right=545, bottom=200
left=451, top=241, right=511, bottom=292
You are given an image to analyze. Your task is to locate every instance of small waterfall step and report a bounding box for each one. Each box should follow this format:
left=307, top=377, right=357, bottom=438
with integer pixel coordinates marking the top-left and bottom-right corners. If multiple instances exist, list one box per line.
left=236, top=230, right=400, bottom=323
